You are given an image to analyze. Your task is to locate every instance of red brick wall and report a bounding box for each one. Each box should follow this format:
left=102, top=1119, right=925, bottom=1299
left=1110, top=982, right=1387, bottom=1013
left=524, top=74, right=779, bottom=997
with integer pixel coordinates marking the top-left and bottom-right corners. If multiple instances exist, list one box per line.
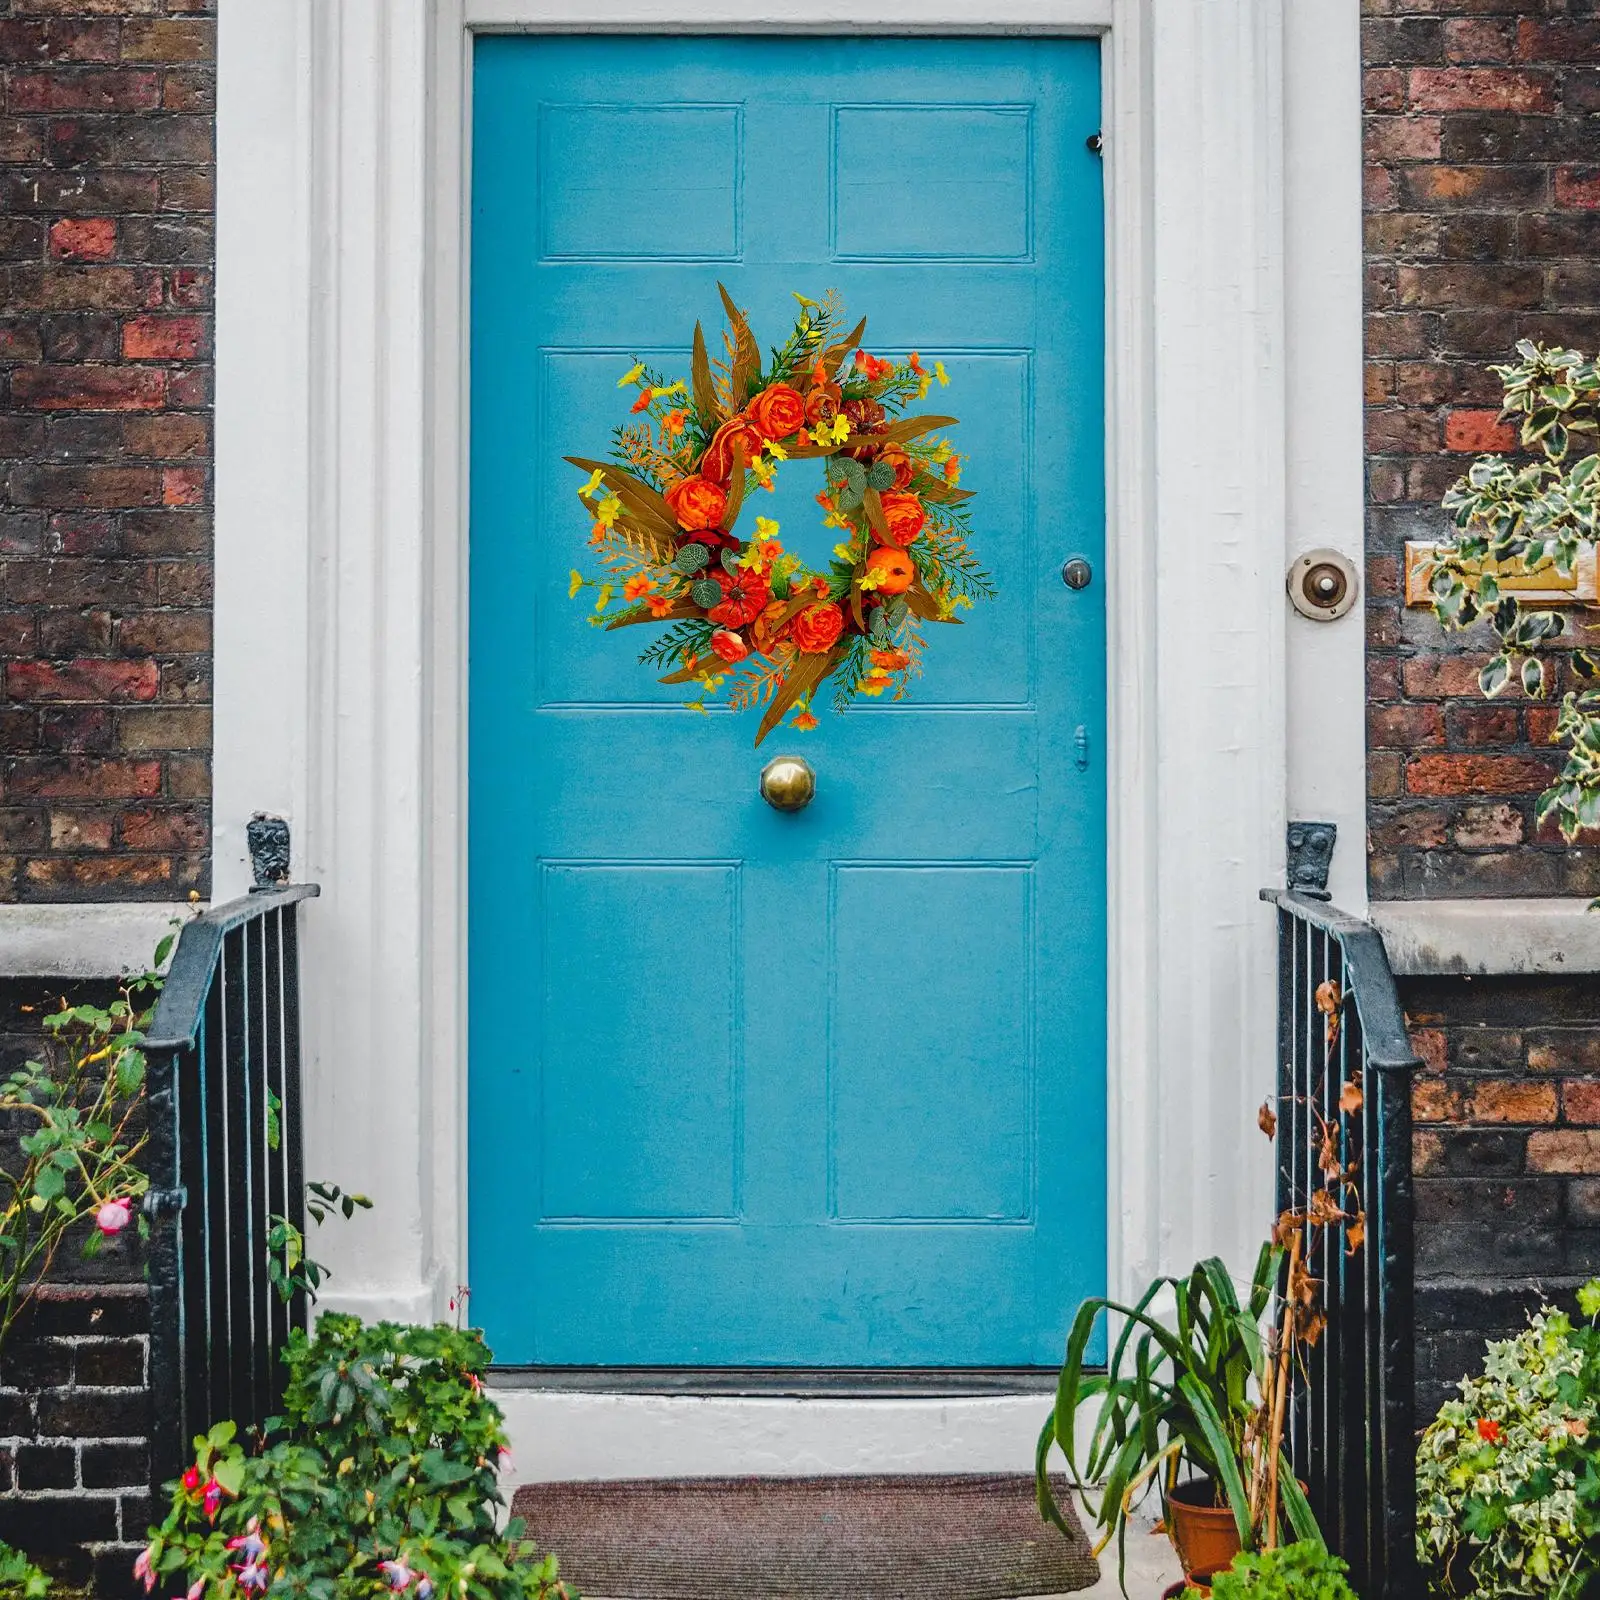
left=0, top=3, right=214, bottom=904
left=1364, top=2, right=1600, bottom=899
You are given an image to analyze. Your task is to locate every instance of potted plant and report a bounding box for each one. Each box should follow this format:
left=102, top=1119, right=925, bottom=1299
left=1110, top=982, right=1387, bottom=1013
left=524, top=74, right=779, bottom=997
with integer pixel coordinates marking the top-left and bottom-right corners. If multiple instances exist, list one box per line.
left=1036, top=1246, right=1319, bottom=1595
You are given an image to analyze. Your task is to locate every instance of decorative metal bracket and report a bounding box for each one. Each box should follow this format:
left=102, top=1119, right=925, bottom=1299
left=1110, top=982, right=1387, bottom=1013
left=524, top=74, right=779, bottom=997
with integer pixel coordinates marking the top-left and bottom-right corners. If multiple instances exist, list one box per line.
left=1286, top=821, right=1337, bottom=900
left=143, top=1186, right=187, bottom=1219
left=246, top=813, right=291, bottom=891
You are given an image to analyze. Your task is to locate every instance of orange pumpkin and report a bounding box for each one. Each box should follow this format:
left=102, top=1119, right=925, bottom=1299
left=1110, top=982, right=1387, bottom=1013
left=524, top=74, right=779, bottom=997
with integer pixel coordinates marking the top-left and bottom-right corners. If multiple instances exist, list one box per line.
left=865, top=547, right=916, bottom=595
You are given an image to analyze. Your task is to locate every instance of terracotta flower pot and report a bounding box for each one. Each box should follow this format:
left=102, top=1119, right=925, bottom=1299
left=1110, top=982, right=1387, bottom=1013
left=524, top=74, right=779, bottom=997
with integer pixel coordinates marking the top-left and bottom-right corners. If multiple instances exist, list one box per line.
left=1161, top=1580, right=1214, bottom=1599
left=1164, top=1479, right=1243, bottom=1581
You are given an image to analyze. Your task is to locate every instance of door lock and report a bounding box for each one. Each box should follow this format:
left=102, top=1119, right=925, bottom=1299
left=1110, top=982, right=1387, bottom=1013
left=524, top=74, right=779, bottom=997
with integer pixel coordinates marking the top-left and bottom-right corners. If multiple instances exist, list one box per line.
left=1061, top=557, right=1093, bottom=590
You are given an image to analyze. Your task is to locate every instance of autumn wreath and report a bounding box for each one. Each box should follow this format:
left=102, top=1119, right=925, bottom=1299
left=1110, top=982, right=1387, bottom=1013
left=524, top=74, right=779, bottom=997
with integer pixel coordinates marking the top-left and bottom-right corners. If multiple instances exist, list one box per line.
left=567, top=286, right=995, bottom=745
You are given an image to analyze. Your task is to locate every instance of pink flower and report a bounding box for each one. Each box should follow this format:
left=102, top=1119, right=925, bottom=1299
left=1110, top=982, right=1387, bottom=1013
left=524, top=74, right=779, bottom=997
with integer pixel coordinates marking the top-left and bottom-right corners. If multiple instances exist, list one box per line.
left=202, top=1478, right=224, bottom=1520
left=187, top=1579, right=206, bottom=1600
left=96, top=1197, right=133, bottom=1236
left=134, top=1546, right=156, bottom=1593
left=498, top=1448, right=513, bottom=1473
left=416, top=1577, right=434, bottom=1600
left=379, top=1561, right=413, bottom=1591
left=181, top=1464, right=202, bottom=1494
left=227, top=1521, right=266, bottom=1563
left=235, top=1562, right=268, bottom=1593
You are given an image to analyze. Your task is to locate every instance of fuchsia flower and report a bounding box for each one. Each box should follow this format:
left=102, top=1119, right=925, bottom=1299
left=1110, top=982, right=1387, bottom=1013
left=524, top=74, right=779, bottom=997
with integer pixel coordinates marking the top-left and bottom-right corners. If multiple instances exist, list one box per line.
left=181, top=1465, right=202, bottom=1494
left=202, top=1478, right=224, bottom=1519
left=134, top=1546, right=156, bottom=1592
left=379, top=1561, right=414, bottom=1591
left=416, top=1577, right=434, bottom=1600
left=235, top=1562, right=268, bottom=1593
left=226, top=1521, right=266, bottom=1563
left=96, top=1196, right=133, bottom=1235
left=187, top=1578, right=206, bottom=1600
left=498, top=1448, right=512, bottom=1473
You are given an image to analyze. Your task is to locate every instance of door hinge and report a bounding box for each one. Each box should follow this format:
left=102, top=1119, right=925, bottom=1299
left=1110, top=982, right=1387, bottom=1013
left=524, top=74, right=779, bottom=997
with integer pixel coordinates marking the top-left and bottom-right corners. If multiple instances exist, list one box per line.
left=1074, top=726, right=1090, bottom=771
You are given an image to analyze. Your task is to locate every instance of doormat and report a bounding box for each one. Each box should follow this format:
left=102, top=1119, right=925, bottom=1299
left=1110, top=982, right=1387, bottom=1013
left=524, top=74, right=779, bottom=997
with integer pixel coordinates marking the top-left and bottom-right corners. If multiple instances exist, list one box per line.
left=510, top=1473, right=1100, bottom=1599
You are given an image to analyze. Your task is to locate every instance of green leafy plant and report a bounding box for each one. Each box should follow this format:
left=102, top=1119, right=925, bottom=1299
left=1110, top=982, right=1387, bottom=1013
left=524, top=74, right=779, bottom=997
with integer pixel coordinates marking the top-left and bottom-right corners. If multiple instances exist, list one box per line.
left=265, top=1179, right=372, bottom=1306
left=0, top=1542, right=51, bottom=1600
left=142, top=1314, right=570, bottom=1600
left=0, top=932, right=174, bottom=1595
left=1036, top=1248, right=1319, bottom=1593
left=1209, top=1540, right=1358, bottom=1599
left=1418, top=1287, right=1600, bottom=1599
left=1428, top=341, right=1600, bottom=841
left=0, top=953, right=165, bottom=1350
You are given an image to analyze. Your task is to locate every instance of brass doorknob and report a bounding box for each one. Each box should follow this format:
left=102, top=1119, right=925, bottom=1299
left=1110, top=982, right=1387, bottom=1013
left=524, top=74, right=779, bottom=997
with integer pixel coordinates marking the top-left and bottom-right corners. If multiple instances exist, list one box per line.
left=760, top=755, right=815, bottom=812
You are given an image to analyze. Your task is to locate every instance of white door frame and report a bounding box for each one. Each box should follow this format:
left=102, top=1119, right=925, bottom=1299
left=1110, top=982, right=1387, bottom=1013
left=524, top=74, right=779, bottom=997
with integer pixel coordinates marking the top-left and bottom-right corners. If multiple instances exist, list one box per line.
left=210, top=0, right=1364, bottom=1479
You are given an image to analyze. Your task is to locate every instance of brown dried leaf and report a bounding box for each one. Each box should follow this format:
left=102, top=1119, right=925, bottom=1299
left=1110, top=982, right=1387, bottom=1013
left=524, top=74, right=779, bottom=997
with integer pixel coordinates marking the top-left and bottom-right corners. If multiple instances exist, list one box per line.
left=1318, top=1130, right=1342, bottom=1181
left=691, top=321, right=724, bottom=428
left=1339, top=1077, right=1364, bottom=1116
left=1345, top=1215, right=1366, bottom=1256
left=717, top=283, right=760, bottom=410
left=1258, top=1100, right=1278, bottom=1141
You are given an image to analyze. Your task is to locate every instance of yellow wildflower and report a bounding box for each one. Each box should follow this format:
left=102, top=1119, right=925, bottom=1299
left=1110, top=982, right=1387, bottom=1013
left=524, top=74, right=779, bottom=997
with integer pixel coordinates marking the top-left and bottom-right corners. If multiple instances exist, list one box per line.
left=934, top=361, right=949, bottom=386
left=568, top=569, right=586, bottom=598
left=595, top=493, right=623, bottom=528
left=825, top=415, right=852, bottom=445
left=617, top=363, right=645, bottom=388
left=579, top=468, right=606, bottom=498
left=594, top=582, right=612, bottom=614
left=755, top=516, right=781, bottom=543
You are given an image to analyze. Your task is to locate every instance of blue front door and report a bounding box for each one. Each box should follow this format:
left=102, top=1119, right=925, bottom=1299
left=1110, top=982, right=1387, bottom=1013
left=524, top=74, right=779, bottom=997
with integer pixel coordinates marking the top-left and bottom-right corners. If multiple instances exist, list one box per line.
left=469, top=36, right=1105, bottom=1367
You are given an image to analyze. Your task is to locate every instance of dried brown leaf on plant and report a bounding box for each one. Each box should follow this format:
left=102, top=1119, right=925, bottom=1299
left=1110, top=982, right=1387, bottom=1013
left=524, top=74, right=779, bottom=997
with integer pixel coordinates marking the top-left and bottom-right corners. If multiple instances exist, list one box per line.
left=1339, top=1076, right=1364, bottom=1116
left=1258, top=1100, right=1278, bottom=1140
left=1345, top=1215, right=1366, bottom=1256
left=1315, top=978, right=1342, bottom=1045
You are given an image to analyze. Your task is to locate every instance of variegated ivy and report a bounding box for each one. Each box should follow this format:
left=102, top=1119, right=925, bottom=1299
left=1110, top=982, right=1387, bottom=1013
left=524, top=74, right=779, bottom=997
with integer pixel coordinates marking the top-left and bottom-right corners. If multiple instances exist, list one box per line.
left=1429, top=341, right=1600, bottom=841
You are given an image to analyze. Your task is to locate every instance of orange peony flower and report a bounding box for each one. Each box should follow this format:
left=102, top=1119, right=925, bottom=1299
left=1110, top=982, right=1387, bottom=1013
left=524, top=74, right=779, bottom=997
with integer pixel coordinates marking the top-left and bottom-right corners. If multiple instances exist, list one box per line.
left=747, top=383, right=807, bottom=442
left=805, top=382, right=842, bottom=430
left=791, top=602, right=845, bottom=654
left=710, top=627, right=750, bottom=664
left=878, top=492, right=926, bottom=548
left=700, top=417, right=765, bottom=484
left=865, top=547, right=916, bottom=595
left=706, top=567, right=772, bottom=628
left=878, top=445, right=915, bottom=490
left=665, top=475, right=727, bottom=532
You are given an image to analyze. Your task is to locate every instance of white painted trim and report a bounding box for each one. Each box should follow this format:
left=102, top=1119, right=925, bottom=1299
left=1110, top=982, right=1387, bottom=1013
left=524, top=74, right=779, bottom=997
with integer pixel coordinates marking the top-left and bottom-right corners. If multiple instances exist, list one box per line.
left=1372, top=899, right=1600, bottom=977
left=466, top=0, right=1113, bottom=28
left=493, top=1389, right=1051, bottom=1483
left=1284, top=0, right=1368, bottom=916
left=209, top=0, right=1364, bottom=1476
left=0, top=902, right=193, bottom=979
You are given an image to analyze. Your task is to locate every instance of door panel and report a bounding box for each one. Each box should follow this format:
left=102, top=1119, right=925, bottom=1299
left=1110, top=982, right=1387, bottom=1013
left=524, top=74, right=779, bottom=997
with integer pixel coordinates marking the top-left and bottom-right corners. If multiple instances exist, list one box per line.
left=469, top=36, right=1105, bottom=1367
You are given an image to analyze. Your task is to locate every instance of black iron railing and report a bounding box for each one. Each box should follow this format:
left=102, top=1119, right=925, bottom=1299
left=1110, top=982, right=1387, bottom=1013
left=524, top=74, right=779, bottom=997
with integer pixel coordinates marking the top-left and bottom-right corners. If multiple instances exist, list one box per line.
left=143, top=883, right=319, bottom=1495
left=1262, top=889, right=1421, bottom=1600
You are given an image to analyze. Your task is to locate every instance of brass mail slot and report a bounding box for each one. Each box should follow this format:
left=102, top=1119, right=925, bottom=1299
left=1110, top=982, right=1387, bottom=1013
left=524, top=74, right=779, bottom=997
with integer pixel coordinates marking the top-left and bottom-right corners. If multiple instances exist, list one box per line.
left=1404, top=540, right=1598, bottom=607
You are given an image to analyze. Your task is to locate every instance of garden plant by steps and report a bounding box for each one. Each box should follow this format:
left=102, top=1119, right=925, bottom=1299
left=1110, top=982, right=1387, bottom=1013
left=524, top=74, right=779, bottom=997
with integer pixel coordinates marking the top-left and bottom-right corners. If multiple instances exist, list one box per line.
left=1418, top=1280, right=1600, bottom=1599
left=141, top=1316, right=570, bottom=1600
left=1208, top=1540, right=1359, bottom=1599
left=0, top=939, right=170, bottom=1598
